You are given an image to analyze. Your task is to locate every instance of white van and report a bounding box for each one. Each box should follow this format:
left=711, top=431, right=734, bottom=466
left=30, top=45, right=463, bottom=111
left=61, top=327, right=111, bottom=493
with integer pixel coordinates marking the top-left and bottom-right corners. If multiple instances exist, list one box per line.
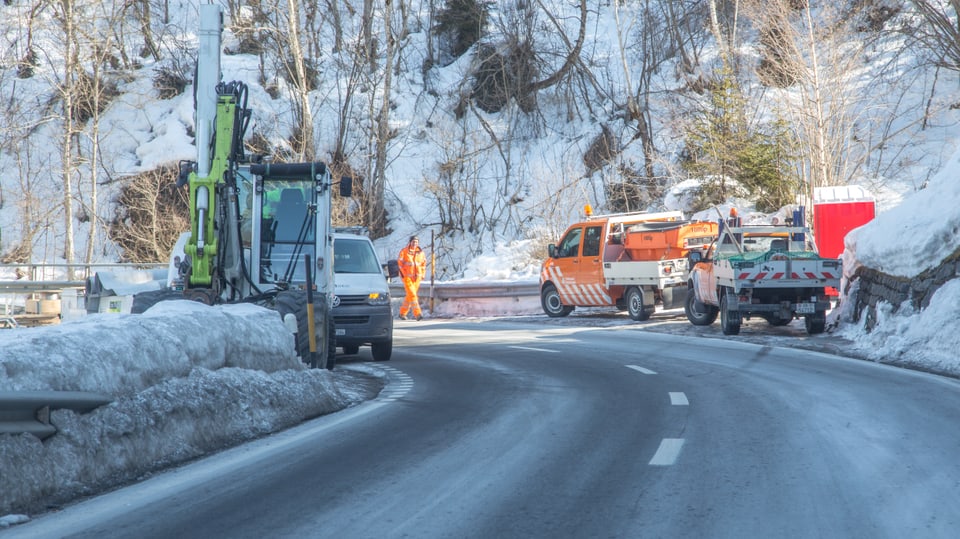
left=332, top=229, right=396, bottom=361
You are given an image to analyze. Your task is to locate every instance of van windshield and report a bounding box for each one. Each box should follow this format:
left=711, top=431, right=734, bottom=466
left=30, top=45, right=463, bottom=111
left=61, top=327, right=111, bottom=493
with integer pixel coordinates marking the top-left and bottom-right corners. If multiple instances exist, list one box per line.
left=334, top=238, right=382, bottom=274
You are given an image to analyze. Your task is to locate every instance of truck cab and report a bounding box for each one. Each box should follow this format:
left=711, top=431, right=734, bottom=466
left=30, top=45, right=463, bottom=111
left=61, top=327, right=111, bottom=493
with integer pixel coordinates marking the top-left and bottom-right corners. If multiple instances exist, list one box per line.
left=331, top=229, right=396, bottom=361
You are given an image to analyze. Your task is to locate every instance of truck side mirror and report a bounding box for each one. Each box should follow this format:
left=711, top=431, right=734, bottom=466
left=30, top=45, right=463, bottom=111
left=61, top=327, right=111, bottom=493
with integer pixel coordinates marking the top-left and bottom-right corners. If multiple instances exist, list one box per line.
left=339, top=176, right=353, bottom=197
left=548, top=244, right=557, bottom=258
left=688, top=251, right=703, bottom=264
left=386, top=259, right=400, bottom=279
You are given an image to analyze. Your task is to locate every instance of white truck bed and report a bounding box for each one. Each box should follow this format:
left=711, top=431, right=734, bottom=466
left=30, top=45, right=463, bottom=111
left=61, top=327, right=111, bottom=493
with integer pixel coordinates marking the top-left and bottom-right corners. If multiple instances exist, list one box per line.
left=602, top=258, right=688, bottom=288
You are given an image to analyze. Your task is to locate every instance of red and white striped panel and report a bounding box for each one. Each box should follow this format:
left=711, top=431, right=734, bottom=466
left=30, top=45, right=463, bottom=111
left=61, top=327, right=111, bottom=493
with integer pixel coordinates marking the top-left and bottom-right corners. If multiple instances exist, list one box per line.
left=542, top=265, right=614, bottom=306
left=736, top=271, right=839, bottom=280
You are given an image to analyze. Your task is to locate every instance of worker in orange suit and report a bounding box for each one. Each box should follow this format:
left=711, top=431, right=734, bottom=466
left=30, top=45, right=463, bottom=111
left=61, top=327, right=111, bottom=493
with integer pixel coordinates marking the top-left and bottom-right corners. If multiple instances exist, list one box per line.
left=397, top=235, right=427, bottom=320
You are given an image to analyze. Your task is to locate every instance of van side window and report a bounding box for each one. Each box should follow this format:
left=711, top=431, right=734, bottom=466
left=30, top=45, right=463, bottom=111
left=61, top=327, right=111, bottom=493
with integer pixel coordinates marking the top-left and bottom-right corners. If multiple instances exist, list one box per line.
left=582, top=226, right=602, bottom=257
left=557, top=228, right=583, bottom=258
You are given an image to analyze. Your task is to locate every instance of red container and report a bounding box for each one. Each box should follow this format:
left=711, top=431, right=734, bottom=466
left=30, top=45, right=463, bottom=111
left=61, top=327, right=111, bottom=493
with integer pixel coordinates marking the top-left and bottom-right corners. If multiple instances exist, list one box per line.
left=813, top=186, right=875, bottom=296
left=812, top=186, right=875, bottom=259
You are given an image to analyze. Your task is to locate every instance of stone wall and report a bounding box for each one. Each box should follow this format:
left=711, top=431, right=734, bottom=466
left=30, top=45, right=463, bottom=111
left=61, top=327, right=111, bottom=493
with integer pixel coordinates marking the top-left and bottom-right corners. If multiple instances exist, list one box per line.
left=852, top=247, right=960, bottom=331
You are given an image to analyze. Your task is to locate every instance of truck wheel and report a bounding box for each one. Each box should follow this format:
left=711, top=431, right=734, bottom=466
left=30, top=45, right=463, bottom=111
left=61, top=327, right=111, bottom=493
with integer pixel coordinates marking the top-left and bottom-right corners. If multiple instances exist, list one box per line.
left=541, top=284, right=573, bottom=318
left=805, top=311, right=826, bottom=334
left=131, top=288, right=184, bottom=314
left=720, top=291, right=741, bottom=335
left=626, top=287, right=652, bottom=321
left=371, top=340, right=393, bottom=361
left=684, top=288, right=718, bottom=326
left=277, top=291, right=336, bottom=369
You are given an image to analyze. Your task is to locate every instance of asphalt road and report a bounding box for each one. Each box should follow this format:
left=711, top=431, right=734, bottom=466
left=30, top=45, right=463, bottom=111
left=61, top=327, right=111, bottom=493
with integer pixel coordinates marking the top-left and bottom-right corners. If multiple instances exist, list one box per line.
left=9, top=316, right=960, bottom=538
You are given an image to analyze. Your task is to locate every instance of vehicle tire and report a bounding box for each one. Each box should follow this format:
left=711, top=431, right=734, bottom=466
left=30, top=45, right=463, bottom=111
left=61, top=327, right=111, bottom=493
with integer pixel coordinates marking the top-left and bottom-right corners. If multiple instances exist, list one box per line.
left=371, top=340, right=392, bottom=361
left=342, top=344, right=360, bottom=355
left=131, top=288, right=184, bottom=314
left=684, top=288, right=718, bottom=326
left=325, top=314, right=337, bottom=369
left=720, top=290, right=741, bottom=335
left=276, top=290, right=336, bottom=369
left=626, top=287, right=652, bottom=321
left=541, top=283, right=573, bottom=317
left=805, top=311, right=826, bottom=335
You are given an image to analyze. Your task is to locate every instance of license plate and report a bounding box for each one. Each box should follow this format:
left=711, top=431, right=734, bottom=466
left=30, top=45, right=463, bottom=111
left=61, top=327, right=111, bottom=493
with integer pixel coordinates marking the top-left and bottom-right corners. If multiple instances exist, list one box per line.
left=335, top=329, right=346, bottom=336
left=795, top=303, right=815, bottom=314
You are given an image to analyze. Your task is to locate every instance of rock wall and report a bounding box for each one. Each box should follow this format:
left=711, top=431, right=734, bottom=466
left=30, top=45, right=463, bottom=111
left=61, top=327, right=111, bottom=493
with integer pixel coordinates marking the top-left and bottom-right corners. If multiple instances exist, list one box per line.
left=852, top=248, right=960, bottom=331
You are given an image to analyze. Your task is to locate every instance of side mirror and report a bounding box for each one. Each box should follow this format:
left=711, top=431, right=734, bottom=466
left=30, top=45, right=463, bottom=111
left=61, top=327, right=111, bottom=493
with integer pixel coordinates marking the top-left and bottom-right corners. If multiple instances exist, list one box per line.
left=548, top=244, right=557, bottom=258
left=386, top=259, right=400, bottom=279
left=339, top=176, right=353, bottom=197
left=688, top=250, right=703, bottom=264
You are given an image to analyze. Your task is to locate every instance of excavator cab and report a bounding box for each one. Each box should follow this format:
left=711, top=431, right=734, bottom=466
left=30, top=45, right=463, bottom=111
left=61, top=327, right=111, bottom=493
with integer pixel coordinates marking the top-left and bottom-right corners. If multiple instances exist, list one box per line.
left=251, top=171, right=325, bottom=288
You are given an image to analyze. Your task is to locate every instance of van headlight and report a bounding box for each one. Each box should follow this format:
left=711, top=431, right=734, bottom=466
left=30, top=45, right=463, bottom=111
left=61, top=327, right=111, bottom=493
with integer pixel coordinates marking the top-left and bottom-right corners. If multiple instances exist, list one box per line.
left=367, top=292, right=390, bottom=306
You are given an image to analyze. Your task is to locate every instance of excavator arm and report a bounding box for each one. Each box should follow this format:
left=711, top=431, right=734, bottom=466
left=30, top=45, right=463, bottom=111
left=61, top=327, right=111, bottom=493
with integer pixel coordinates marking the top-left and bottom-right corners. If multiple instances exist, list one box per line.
left=180, top=4, right=250, bottom=290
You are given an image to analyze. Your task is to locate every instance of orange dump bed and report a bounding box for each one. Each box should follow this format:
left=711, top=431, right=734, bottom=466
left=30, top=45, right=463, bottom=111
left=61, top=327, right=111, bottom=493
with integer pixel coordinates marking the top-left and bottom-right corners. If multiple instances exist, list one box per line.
left=622, top=220, right=718, bottom=260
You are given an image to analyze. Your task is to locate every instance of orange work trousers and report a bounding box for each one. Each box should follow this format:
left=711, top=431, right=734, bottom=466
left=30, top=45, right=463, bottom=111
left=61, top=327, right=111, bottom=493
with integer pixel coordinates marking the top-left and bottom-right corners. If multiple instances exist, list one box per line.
left=400, top=277, right=422, bottom=317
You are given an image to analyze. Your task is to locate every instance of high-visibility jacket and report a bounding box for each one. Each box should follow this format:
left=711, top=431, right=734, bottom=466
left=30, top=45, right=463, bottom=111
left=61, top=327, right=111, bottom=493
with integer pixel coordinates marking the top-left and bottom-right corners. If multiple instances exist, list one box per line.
left=397, top=245, right=426, bottom=280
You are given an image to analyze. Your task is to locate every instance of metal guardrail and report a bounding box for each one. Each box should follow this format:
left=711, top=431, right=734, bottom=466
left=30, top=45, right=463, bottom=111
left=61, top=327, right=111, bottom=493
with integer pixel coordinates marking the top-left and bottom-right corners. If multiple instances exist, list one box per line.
left=390, top=281, right=540, bottom=300
left=0, top=391, right=113, bottom=440
left=0, top=280, right=86, bottom=293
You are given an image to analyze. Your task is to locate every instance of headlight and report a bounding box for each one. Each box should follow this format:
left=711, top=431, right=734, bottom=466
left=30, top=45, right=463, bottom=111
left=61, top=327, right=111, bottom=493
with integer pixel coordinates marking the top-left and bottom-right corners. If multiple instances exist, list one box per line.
left=367, top=292, right=390, bottom=306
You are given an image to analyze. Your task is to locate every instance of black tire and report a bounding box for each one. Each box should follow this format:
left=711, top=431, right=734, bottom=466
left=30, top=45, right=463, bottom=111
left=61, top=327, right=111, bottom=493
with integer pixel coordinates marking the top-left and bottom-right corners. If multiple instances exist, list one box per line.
left=371, top=340, right=392, bottom=361
left=276, top=290, right=336, bottom=369
left=342, top=345, right=360, bottom=355
left=541, top=283, right=573, bottom=318
left=684, top=287, right=718, bottom=326
left=131, top=288, right=184, bottom=314
left=626, top=287, right=652, bottom=321
left=805, top=311, right=826, bottom=334
left=720, top=290, right=741, bottom=336
left=325, top=314, right=337, bottom=369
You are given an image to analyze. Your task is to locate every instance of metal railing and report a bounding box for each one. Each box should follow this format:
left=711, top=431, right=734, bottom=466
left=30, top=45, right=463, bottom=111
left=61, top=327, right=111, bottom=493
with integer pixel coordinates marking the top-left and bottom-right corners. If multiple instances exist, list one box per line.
left=0, top=263, right=166, bottom=294
left=0, top=391, right=113, bottom=440
left=390, top=281, right=540, bottom=300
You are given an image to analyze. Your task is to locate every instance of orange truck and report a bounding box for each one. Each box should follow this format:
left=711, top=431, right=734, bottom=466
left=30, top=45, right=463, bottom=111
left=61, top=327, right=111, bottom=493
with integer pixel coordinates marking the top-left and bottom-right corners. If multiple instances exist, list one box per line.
left=539, top=209, right=717, bottom=320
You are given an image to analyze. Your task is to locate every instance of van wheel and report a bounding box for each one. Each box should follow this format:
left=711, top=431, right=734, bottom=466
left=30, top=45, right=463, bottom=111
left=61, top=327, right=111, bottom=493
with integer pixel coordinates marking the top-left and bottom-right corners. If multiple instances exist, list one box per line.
left=372, top=340, right=392, bottom=361
left=541, top=284, right=573, bottom=317
left=626, top=287, right=652, bottom=321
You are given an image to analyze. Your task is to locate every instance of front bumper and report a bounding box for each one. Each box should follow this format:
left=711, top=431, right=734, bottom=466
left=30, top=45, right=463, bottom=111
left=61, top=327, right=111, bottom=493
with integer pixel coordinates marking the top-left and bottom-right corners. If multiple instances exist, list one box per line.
left=332, top=302, right=393, bottom=345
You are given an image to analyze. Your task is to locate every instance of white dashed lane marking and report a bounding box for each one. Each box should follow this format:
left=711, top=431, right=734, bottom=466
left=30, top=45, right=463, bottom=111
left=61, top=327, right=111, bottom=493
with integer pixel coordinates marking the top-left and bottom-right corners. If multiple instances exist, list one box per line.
left=649, top=438, right=685, bottom=466
left=624, top=365, right=687, bottom=466
left=508, top=345, right=560, bottom=353
left=376, top=365, right=414, bottom=402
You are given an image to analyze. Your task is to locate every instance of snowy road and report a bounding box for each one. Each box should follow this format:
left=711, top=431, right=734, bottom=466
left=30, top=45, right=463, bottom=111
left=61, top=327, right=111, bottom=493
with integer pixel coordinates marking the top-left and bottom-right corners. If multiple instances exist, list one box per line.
left=7, top=318, right=960, bottom=538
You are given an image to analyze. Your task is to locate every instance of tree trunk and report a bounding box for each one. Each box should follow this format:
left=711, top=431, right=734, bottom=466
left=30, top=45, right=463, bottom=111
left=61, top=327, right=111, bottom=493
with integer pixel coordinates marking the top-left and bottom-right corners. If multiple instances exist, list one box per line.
left=60, top=0, right=76, bottom=279
left=286, top=0, right=314, bottom=160
left=369, top=0, right=395, bottom=237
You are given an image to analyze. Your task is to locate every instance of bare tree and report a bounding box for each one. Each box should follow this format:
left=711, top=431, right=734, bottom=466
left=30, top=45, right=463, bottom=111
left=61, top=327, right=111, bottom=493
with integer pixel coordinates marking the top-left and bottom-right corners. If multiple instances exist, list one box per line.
left=109, top=165, right=190, bottom=263
left=908, top=0, right=960, bottom=71
left=52, top=0, right=80, bottom=278
left=368, top=0, right=398, bottom=236
left=745, top=0, right=886, bottom=198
